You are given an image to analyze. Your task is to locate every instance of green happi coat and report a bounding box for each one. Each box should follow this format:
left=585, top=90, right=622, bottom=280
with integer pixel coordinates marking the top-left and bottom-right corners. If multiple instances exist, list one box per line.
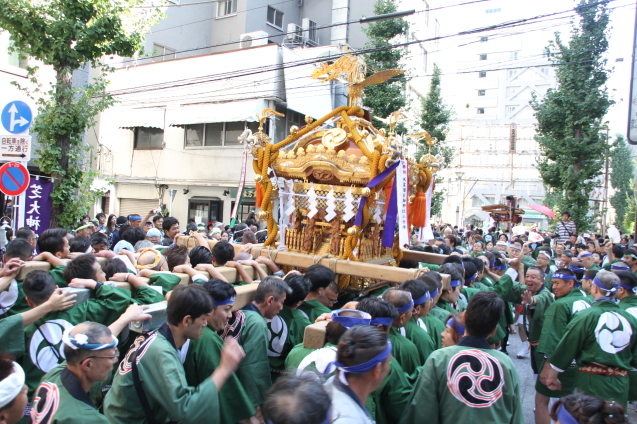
left=0, top=313, right=24, bottom=356
left=402, top=318, right=435, bottom=365
left=418, top=315, right=446, bottom=350
left=267, top=306, right=311, bottom=380
left=31, top=364, right=109, bottom=424
left=480, top=275, right=495, bottom=287
left=237, top=309, right=272, bottom=407
left=429, top=305, right=452, bottom=323
left=549, top=299, right=637, bottom=406
left=49, top=265, right=68, bottom=288
left=619, top=294, right=637, bottom=401
left=147, top=272, right=182, bottom=294
left=399, top=338, right=524, bottom=424
left=0, top=278, right=29, bottom=318
left=536, top=288, right=591, bottom=397
left=543, top=267, right=556, bottom=290
left=388, top=326, right=421, bottom=377
left=183, top=326, right=255, bottom=424
left=21, top=285, right=130, bottom=396
left=368, top=357, right=413, bottom=424
left=105, top=325, right=220, bottom=424
left=298, top=299, right=331, bottom=323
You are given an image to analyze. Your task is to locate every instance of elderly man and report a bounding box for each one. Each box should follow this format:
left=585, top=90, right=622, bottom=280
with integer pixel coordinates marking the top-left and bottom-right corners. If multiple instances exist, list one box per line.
left=578, top=251, right=599, bottom=271
left=145, top=228, right=162, bottom=245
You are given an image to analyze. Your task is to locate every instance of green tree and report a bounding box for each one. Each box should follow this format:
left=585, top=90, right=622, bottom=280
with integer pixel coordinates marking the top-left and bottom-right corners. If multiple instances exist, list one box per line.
left=363, top=0, right=408, bottom=129
left=417, top=64, right=454, bottom=216
left=610, top=134, right=635, bottom=232
left=531, top=0, right=612, bottom=232
left=0, top=0, right=161, bottom=228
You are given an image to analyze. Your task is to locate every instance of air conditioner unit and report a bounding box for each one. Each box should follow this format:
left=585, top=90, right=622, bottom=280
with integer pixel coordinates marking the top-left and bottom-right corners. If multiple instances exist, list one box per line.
left=302, top=18, right=319, bottom=46
left=239, top=31, right=269, bottom=49
left=285, top=23, right=304, bottom=44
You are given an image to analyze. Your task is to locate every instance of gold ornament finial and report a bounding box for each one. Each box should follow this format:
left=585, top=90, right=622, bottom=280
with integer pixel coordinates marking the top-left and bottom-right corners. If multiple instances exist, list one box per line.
left=255, top=108, right=285, bottom=132
left=374, top=111, right=411, bottom=135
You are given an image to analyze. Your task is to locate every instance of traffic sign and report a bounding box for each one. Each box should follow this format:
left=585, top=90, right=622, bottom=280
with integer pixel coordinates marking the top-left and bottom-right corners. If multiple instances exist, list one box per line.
left=0, top=162, right=30, bottom=196
left=0, top=135, right=31, bottom=161
left=1, top=101, right=32, bottom=134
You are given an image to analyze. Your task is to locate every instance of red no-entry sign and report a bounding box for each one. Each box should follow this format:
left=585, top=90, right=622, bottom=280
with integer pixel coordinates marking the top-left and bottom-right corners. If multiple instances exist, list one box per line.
left=0, top=162, right=30, bottom=196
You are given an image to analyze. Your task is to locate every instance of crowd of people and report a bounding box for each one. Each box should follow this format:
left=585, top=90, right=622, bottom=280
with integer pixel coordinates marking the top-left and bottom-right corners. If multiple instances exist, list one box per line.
left=0, top=209, right=635, bottom=424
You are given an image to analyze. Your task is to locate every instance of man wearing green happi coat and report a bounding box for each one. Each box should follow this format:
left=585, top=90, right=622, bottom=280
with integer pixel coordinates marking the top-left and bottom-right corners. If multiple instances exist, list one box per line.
left=399, top=292, right=524, bottom=424
left=298, top=265, right=337, bottom=323
left=614, top=271, right=637, bottom=402
left=105, top=285, right=245, bottom=424
left=381, top=290, right=423, bottom=376
left=535, top=269, right=591, bottom=424
left=400, top=279, right=439, bottom=355
left=545, top=270, right=637, bottom=407
left=183, top=280, right=256, bottom=424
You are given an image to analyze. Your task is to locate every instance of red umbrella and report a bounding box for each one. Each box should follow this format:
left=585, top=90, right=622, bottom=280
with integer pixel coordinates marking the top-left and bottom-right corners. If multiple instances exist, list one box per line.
left=525, top=204, right=556, bottom=220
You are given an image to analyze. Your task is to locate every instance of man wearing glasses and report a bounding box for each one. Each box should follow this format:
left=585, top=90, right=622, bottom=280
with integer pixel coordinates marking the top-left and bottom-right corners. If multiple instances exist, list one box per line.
left=298, top=265, right=339, bottom=322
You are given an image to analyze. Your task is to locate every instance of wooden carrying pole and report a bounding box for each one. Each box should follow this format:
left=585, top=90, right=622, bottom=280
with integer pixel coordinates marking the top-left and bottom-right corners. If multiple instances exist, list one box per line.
left=400, top=249, right=447, bottom=265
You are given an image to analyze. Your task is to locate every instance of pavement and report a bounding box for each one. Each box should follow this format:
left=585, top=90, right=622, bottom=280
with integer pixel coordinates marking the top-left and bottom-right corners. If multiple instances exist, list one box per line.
left=506, top=331, right=637, bottom=423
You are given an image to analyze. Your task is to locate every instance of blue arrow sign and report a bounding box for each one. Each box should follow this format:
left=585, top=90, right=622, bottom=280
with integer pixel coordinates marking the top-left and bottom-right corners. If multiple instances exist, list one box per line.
left=1, top=101, right=33, bottom=134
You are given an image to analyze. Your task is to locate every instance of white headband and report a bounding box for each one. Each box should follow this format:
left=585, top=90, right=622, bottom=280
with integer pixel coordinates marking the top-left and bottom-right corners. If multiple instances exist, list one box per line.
left=0, top=362, right=25, bottom=409
left=62, top=327, right=118, bottom=351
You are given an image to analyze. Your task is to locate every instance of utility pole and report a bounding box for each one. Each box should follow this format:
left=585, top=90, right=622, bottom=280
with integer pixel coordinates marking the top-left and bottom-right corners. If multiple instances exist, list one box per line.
left=601, top=125, right=610, bottom=237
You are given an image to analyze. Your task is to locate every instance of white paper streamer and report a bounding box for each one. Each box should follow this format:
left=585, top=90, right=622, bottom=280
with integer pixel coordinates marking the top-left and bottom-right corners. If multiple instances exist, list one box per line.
left=307, top=183, right=318, bottom=219
left=373, top=201, right=382, bottom=224
left=418, top=183, right=435, bottom=242
left=396, top=160, right=409, bottom=248
left=285, top=180, right=296, bottom=217
left=325, top=187, right=337, bottom=222
left=343, top=188, right=355, bottom=222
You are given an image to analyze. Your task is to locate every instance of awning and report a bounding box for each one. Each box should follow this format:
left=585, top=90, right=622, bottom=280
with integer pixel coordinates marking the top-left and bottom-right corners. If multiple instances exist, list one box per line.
left=119, top=108, right=165, bottom=129
left=167, top=99, right=268, bottom=127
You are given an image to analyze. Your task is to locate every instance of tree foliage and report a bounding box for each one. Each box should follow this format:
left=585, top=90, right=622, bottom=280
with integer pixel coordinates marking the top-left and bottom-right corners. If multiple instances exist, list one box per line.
left=362, top=0, right=409, bottom=129
left=417, top=64, right=454, bottom=216
left=531, top=0, right=612, bottom=232
left=610, top=134, right=634, bottom=232
left=0, top=0, right=162, bottom=228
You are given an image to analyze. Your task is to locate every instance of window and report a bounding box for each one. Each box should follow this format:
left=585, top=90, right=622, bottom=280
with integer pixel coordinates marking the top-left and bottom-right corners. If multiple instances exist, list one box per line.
left=267, top=6, right=284, bottom=29
left=541, top=67, right=549, bottom=75
left=422, top=47, right=428, bottom=73
left=472, top=196, right=484, bottom=207
left=510, top=52, right=518, bottom=60
left=152, top=44, right=175, bottom=62
left=506, top=106, right=516, bottom=115
left=424, top=1, right=429, bottom=26
left=477, top=108, right=485, bottom=114
left=184, top=121, right=261, bottom=148
left=479, top=54, right=487, bottom=60
left=479, top=71, right=487, bottom=78
left=134, top=128, right=164, bottom=149
left=7, top=42, right=28, bottom=69
left=217, top=0, right=237, bottom=17
left=486, top=8, right=501, bottom=13
left=508, top=69, right=518, bottom=78
left=435, top=19, right=440, bottom=48
left=307, top=20, right=318, bottom=43
left=480, top=36, right=488, bottom=42
left=478, top=89, right=486, bottom=96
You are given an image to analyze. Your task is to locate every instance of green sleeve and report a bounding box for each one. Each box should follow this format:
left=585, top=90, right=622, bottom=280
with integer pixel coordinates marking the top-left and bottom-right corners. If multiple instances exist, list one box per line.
left=142, top=346, right=220, bottom=424
left=491, top=274, right=525, bottom=304
left=238, top=315, right=272, bottom=407
left=130, top=286, right=165, bottom=305
left=372, top=358, right=413, bottom=424
left=399, top=357, right=439, bottom=424
left=549, top=311, right=590, bottom=371
left=85, top=285, right=131, bottom=326
left=49, top=265, right=68, bottom=287
left=421, top=263, right=440, bottom=271
left=149, top=273, right=182, bottom=294
left=0, top=314, right=24, bottom=355
left=507, top=361, right=525, bottom=424
left=538, top=302, right=568, bottom=356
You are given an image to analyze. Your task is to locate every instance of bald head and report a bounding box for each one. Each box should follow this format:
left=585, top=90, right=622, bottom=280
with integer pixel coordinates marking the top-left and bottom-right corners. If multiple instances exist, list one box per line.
left=138, top=250, right=165, bottom=270
left=64, top=322, right=113, bottom=366
left=382, top=289, right=413, bottom=316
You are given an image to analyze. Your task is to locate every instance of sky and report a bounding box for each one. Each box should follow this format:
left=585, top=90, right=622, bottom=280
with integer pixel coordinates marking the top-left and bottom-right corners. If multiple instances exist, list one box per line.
left=427, top=0, right=634, bottom=139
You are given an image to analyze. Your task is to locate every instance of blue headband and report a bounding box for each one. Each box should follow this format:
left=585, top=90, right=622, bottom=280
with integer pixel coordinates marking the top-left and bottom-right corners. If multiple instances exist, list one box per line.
left=582, top=274, right=593, bottom=280
left=450, top=279, right=461, bottom=287
left=396, top=300, right=414, bottom=313
left=508, top=243, right=522, bottom=250
left=62, top=328, right=118, bottom=351
left=332, top=310, right=372, bottom=329
left=465, top=273, right=478, bottom=284
left=446, top=317, right=465, bottom=337
left=413, top=291, right=430, bottom=306
left=430, top=288, right=439, bottom=299
left=620, top=282, right=637, bottom=294
left=489, top=261, right=495, bottom=268
left=333, top=341, right=392, bottom=375
left=568, top=265, right=585, bottom=273
left=611, top=264, right=630, bottom=271
left=593, top=276, right=618, bottom=294
left=370, top=317, right=394, bottom=326
left=553, top=272, right=576, bottom=280
left=213, top=296, right=235, bottom=306
left=578, top=252, right=592, bottom=258
left=128, top=216, right=142, bottom=221
left=494, top=265, right=507, bottom=270
left=556, top=405, right=578, bottom=424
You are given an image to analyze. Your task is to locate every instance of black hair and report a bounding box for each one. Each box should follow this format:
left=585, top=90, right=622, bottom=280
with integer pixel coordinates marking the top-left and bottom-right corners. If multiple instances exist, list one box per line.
left=37, top=228, right=68, bottom=255
left=167, top=284, right=213, bottom=326
left=64, top=254, right=99, bottom=282
left=561, top=250, right=573, bottom=258
left=441, top=255, right=463, bottom=267
left=121, top=226, right=146, bottom=245
left=612, top=244, right=625, bottom=259
left=467, top=257, right=484, bottom=273
left=325, top=320, right=348, bottom=345
left=438, top=243, right=452, bottom=255
left=568, top=262, right=585, bottom=280
left=163, top=245, right=189, bottom=271
left=357, top=297, right=398, bottom=321
left=242, top=230, right=257, bottom=244
left=616, top=270, right=637, bottom=290
left=584, top=269, right=599, bottom=280
left=64, top=323, right=113, bottom=366
left=162, top=216, right=179, bottom=232
left=152, top=215, right=163, bottom=223
left=399, top=279, right=429, bottom=306
left=101, top=258, right=128, bottom=280
left=398, top=259, right=418, bottom=269
left=283, top=274, right=312, bottom=306
left=438, top=263, right=463, bottom=282
left=527, top=266, right=546, bottom=278
left=337, top=325, right=388, bottom=368
left=69, top=236, right=91, bottom=253
left=5, top=238, right=33, bottom=261
left=263, top=373, right=331, bottom=424
left=461, top=260, right=478, bottom=283
left=483, top=251, right=495, bottom=265
left=189, top=245, right=213, bottom=267
left=96, top=213, right=106, bottom=220
left=254, top=276, right=292, bottom=304
left=15, top=227, right=35, bottom=241
left=464, top=291, right=504, bottom=338
left=186, top=223, right=198, bottom=233
left=23, top=270, right=56, bottom=305
left=202, top=278, right=237, bottom=306
left=550, top=392, right=627, bottom=424
left=418, top=271, right=442, bottom=292
left=211, top=241, right=235, bottom=266
left=90, top=233, right=108, bottom=247
left=304, top=264, right=335, bottom=292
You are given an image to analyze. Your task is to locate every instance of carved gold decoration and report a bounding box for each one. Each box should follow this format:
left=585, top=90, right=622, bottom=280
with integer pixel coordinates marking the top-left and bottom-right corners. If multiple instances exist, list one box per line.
left=321, top=128, right=348, bottom=150
left=361, top=187, right=371, bottom=197
left=256, top=108, right=285, bottom=132
left=254, top=175, right=263, bottom=182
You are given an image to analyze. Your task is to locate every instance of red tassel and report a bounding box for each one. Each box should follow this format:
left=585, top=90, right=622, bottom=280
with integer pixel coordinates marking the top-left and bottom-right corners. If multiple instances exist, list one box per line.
left=412, top=191, right=426, bottom=228
left=256, top=183, right=263, bottom=208
left=383, top=179, right=394, bottom=215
